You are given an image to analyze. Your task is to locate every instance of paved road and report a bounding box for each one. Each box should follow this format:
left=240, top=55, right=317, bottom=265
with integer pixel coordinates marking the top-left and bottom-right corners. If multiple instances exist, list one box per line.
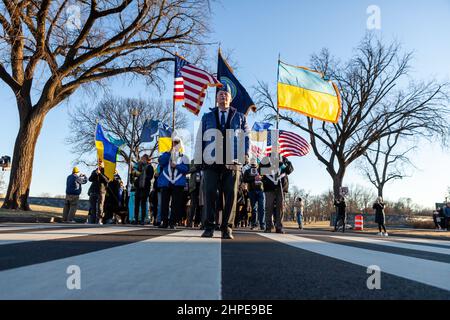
left=0, top=223, right=449, bottom=300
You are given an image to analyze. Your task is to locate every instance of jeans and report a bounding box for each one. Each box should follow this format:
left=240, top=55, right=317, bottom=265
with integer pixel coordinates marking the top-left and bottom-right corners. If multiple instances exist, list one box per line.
left=265, top=189, right=283, bottom=230
left=334, top=214, right=346, bottom=232
left=134, top=188, right=149, bottom=223
left=88, top=192, right=106, bottom=223
left=296, top=210, right=303, bottom=228
left=249, top=190, right=265, bottom=228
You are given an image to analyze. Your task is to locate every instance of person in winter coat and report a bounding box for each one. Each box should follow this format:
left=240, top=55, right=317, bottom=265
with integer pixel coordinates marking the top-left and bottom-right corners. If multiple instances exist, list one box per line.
left=104, top=171, right=123, bottom=224
left=131, top=154, right=154, bottom=225
left=261, top=155, right=294, bottom=234
left=88, top=160, right=109, bottom=224
left=373, top=196, right=388, bottom=236
left=62, top=166, right=87, bottom=223
left=158, top=136, right=189, bottom=229
left=333, top=196, right=346, bottom=233
left=188, top=161, right=203, bottom=228
left=294, top=197, right=304, bottom=230
left=198, top=83, right=250, bottom=240
left=243, top=157, right=265, bottom=231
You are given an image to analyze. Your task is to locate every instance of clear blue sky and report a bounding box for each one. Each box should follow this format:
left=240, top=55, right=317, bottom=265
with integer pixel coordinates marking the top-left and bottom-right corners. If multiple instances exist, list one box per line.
left=1, top=0, right=449, bottom=208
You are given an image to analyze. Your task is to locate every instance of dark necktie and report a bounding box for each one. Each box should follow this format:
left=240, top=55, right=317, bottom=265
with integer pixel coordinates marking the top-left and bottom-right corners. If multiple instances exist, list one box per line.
left=220, top=111, right=226, bottom=129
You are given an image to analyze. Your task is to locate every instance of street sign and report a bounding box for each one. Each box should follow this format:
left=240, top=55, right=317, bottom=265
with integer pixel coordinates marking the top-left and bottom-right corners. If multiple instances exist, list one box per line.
left=340, top=187, right=349, bottom=196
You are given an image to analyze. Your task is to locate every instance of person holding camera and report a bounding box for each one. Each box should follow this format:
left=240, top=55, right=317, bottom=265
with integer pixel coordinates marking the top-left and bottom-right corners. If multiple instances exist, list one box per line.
left=333, top=196, right=346, bottom=233
left=373, top=196, right=388, bottom=236
left=243, top=157, right=265, bottom=231
left=62, top=166, right=87, bottom=223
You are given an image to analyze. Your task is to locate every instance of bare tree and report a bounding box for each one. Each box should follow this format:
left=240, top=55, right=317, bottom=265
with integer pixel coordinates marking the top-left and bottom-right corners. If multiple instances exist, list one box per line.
left=67, top=95, right=187, bottom=167
left=360, top=131, right=415, bottom=198
left=0, top=0, right=210, bottom=209
left=256, top=36, right=449, bottom=198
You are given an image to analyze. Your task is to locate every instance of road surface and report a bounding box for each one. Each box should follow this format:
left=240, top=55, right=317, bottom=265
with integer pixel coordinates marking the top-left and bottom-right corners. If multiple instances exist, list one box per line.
left=0, top=223, right=449, bottom=300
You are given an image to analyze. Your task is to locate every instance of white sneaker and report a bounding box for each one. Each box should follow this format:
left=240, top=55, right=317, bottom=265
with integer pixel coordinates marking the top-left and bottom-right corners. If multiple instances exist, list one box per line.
left=377, top=232, right=383, bottom=236
left=383, top=232, right=389, bottom=237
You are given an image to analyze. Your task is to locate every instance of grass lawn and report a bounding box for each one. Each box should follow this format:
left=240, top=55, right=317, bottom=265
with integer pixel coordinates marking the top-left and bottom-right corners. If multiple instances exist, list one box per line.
left=0, top=201, right=88, bottom=221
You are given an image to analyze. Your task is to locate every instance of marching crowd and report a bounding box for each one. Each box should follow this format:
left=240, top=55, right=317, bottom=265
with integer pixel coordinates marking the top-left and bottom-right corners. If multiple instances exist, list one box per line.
left=61, top=83, right=450, bottom=238
left=62, top=84, right=296, bottom=239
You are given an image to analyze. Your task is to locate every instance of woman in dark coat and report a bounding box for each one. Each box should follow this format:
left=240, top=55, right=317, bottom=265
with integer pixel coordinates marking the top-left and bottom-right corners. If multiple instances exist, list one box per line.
left=373, top=196, right=388, bottom=236
left=333, top=196, right=346, bottom=233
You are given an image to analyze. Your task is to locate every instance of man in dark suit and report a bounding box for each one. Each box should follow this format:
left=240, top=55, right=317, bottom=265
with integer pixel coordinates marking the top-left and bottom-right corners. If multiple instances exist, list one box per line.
left=199, top=84, right=249, bottom=239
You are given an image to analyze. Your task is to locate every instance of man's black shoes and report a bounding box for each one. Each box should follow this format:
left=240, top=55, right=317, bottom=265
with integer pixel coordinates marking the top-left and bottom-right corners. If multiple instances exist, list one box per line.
left=201, top=229, right=214, bottom=238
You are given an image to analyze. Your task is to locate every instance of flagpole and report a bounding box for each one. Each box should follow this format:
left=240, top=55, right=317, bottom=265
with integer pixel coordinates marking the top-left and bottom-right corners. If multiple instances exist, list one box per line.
left=172, top=53, right=177, bottom=131
left=126, top=108, right=138, bottom=193
left=276, top=53, right=280, bottom=130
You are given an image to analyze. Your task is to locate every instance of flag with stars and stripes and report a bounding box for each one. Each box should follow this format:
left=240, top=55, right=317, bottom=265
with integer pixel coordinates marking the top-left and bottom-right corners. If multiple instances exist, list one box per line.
left=266, top=130, right=311, bottom=158
left=176, top=59, right=221, bottom=115
left=174, top=55, right=188, bottom=102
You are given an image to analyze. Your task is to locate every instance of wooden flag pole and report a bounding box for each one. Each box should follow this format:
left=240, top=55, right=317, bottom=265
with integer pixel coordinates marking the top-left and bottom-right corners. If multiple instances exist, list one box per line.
left=276, top=53, right=281, bottom=130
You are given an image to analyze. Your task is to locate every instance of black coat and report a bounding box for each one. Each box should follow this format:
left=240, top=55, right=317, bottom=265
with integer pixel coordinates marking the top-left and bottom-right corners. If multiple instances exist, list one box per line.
left=88, top=169, right=109, bottom=195
left=133, top=163, right=154, bottom=191
left=334, top=200, right=346, bottom=217
left=243, top=165, right=264, bottom=192
left=373, top=202, right=385, bottom=224
left=260, top=157, right=293, bottom=192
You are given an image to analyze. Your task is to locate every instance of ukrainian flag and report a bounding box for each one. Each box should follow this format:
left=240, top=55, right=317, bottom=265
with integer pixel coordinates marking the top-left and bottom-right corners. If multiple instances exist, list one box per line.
left=277, top=61, right=341, bottom=123
left=95, top=124, right=119, bottom=180
left=158, top=126, right=173, bottom=154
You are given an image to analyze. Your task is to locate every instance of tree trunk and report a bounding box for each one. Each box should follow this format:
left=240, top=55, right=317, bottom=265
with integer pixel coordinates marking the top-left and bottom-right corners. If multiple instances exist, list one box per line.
left=332, top=173, right=345, bottom=199
left=2, top=109, right=46, bottom=210
left=377, top=184, right=384, bottom=198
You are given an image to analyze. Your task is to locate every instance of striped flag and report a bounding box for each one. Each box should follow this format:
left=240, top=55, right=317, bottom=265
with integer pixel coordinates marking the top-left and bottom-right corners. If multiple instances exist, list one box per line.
left=174, top=55, right=188, bottom=102
left=266, top=130, right=311, bottom=158
left=179, top=63, right=221, bottom=115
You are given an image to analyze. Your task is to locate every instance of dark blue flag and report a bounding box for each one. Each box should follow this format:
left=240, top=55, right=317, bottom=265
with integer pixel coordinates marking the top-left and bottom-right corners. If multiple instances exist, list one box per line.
left=217, top=50, right=256, bottom=115
left=141, top=119, right=159, bottom=143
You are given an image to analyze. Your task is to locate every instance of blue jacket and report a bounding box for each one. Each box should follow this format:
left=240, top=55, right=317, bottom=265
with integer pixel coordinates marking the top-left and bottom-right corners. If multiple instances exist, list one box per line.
left=199, top=107, right=249, bottom=165
left=157, top=152, right=189, bottom=188
left=66, top=173, right=87, bottom=196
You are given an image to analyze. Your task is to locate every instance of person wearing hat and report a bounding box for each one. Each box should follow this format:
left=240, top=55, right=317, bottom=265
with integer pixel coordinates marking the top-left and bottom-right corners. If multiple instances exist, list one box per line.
left=158, top=136, right=189, bottom=229
left=198, top=82, right=250, bottom=239
left=62, top=166, right=87, bottom=223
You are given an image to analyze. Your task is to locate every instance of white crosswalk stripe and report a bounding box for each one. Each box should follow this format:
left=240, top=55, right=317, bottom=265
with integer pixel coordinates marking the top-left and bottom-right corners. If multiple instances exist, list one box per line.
left=0, top=230, right=221, bottom=300
left=259, top=233, right=450, bottom=292
left=0, top=226, right=143, bottom=245
left=1, top=224, right=450, bottom=299
left=328, top=235, right=450, bottom=255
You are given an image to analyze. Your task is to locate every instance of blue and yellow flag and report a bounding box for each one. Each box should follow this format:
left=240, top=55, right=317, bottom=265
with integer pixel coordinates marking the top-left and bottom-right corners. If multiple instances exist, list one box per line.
left=95, top=124, right=119, bottom=180
left=277, top=61, right=341, bottom=123
left=158, top=124, right=173, bottom=154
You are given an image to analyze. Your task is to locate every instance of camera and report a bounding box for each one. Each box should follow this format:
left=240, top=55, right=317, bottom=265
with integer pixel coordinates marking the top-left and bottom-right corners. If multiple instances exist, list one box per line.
left=0, top=156, right=11, bottom=171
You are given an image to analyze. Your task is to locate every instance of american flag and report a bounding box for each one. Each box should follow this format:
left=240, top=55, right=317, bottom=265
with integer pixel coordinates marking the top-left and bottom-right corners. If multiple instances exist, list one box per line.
left=174, top=55, right=188, bottom=102
left=266, top=130, right=311, bottom=158
left=175, top=56, right=221, bottom=115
